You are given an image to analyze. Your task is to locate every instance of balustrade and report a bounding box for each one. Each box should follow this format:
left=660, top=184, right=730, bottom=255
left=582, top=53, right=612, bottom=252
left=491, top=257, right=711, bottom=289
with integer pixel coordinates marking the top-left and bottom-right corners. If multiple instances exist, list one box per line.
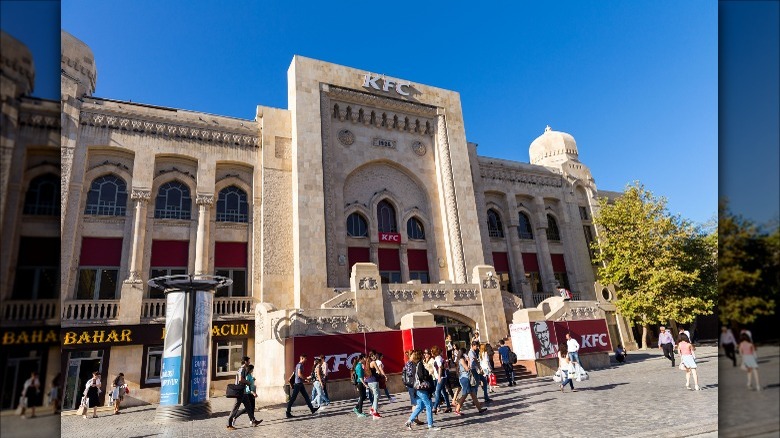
left=1, top=299, right=58, bottom=322
left=62, top=300, right=120, bottom=321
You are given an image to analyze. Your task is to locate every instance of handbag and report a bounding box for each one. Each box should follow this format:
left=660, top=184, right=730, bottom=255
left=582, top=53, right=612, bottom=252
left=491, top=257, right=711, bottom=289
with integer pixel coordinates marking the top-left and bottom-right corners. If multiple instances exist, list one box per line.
left=488, top=373, right=497, bottom=387
left=225, top=383, right=246, bottom=398
left=468, top=370, right=477, bottom=388
left=678, top=362, right=686, bottom=371
left=78, top=397, right=88, bottom=415
left=552, top=370, right=562, bottom=383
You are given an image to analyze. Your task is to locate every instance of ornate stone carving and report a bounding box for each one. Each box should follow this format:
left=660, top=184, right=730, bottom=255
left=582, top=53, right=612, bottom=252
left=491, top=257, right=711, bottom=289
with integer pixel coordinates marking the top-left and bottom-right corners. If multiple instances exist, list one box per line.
left=453, top=288, right=479, bottom=301
left=79, top=111, right=259, bottom=148
left=124, top=271, right=143, bottom=284
left=328, top=86, right=437, bottom=117
left=482, top=272, right=499, bottom=289
left=436, top=114, right=467, bottom=283
left=338, top=254, right=347, bottom=266
left=422, top=289, right=447, bottom=301
left=334, top=299, right=355, bottom=308
left=320, top=92, right=339, bottom=287
left=479, top=163, right=563, bottom=188
left=386, top=289, right=417, bottom=301
left=131, top=189, right=151, bottom=202
left=337, top=129, right=355, bottom=146
left=411, top=141, right=426, bottom=156
left=196, top=194, right=214, bottom=206
left=358, top=277, right=378, bottom=290
left=18, top=111, right=60, bottom=129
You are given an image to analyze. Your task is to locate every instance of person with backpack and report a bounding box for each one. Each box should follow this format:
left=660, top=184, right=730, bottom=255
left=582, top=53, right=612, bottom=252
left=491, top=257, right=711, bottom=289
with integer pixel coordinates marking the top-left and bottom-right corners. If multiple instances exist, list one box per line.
left=431, top=345, right=452, bottom=414
left=498, top=339, right=516, bottom=386
left=285, top=355, right=319, bottom=419
left=468, top=341, right=492, bottom=404
left=351, top=354, right=369, bottom=417
left=404, top=350, right=439, bottom=431
left=402, top=350, right=425, bottom=425
left=453, top=347, right=486, bottom=416
left=310, top=357, right=330, bottom=408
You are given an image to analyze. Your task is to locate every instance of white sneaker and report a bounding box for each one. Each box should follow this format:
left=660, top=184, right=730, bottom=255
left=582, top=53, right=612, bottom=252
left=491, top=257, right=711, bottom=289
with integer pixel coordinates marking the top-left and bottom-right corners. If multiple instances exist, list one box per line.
left=390, top=396, right=397, bottom=402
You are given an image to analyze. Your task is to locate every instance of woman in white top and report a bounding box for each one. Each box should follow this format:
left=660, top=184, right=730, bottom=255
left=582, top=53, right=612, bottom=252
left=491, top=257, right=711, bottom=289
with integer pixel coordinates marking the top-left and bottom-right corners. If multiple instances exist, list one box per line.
left=558, top=343, right=575, bottom=392
left=479, top=344, right=494, bottom=393
left=375, top=353, right=396, bottom=401
left=82, top=371, right=101, bottom=419
left=111, top=373, right=126, bottom=414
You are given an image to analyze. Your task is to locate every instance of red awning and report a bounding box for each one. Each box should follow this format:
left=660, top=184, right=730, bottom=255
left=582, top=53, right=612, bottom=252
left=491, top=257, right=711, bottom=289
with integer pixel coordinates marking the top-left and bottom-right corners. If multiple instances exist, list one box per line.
left=551, top=254, right=567, bottom=272
left=408, top=249, right=429, bottom=271
left=521, top=252, right=539, bottom=272
left=378, top=248, right=400, bottom=271
left=215, top=241, right=247, bottom=268
left=80, top=237, right=123, bottom=266
left=492, top=252, right=509, bottom=272
left=150, top=240, right=190, bottom=267
left=348, top=247, right=370, bottom=267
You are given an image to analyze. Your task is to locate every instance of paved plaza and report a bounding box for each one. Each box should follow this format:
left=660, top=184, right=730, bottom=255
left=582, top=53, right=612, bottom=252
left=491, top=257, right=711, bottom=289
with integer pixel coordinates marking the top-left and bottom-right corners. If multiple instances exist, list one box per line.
left=52, top=346, right=728, bottom=437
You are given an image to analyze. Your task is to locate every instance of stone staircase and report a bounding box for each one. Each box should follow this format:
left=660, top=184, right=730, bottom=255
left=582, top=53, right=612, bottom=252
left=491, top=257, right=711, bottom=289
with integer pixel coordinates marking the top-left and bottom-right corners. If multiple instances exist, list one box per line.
left=489, top=338, right=537, bottom=384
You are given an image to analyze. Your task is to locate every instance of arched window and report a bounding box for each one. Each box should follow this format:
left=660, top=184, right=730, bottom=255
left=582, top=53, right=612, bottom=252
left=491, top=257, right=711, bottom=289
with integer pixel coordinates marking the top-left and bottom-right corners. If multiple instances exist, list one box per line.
left=155, top=181, right=192, bottom=220
left=487, top=209, right=504, bottom=238
left=216, top=186, right=248, bottom=223
left=84, top=174, right=128, bottom=216
left=546, top=214, right=561, bottom=241
left=23, top=173, right=60, bottom=215
left=347, top=213, right=368, bottom=237
left=518, top=212, right=534, bottom=240
left=377, top=200, right=397, bottom=233
left=407, top=217, right=425, bottom=240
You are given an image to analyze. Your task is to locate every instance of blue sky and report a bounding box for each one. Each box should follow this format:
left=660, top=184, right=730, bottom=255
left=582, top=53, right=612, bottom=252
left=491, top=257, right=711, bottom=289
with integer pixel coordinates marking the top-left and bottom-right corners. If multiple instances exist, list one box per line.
left=9, top=1, right=725, bottom=225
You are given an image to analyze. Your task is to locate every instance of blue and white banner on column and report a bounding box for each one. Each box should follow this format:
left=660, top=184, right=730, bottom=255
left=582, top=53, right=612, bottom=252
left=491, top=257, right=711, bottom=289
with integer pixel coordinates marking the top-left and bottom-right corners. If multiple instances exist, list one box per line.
left=159, top=291, right=185, bottom=406
left=190, top=290, right=213, bottom=404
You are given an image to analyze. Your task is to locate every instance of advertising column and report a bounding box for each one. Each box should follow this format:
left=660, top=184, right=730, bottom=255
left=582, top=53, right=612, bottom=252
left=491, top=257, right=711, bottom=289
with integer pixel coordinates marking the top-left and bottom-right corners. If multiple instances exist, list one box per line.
left=159, top=292, right=185, bottom=406
left=189, top=291, right=213, bottom=404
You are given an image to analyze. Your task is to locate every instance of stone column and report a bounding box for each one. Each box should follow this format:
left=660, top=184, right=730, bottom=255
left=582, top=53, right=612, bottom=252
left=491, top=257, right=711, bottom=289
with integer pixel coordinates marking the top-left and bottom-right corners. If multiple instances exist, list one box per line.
left=194, top=194, right=214, bottom=275
left=399, top=243, right=410, bottom=283
left=504, top=194, right=529, bottom=304
left=435, top=114, right=467, bottom=283
left=369, top=242, right=379, bottom=266
left=125, top=189, right=151, bottom=283
left=533, top=197, right=556, bottom=293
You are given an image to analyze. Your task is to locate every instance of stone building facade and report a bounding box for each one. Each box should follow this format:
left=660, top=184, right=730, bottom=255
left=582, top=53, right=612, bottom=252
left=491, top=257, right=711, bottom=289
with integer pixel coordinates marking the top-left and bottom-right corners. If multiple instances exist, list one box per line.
left=1, top=30, right=635, bottom=408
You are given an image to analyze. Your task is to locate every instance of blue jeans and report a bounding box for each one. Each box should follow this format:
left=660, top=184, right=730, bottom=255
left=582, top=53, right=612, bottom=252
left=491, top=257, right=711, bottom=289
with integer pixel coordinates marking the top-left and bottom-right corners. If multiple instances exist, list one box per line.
left=367, top=382, right=379, bottom=412
left=473, top=370, right=489, bottom=401
left=408, top=389, right=433, bottom=427
left=561, top=370, right=574, bottom=389
left=407, top=386, right=417, bottom=406
left=568, top=351, right=580, bottom=364
left=311, top=381, right=329, bottom=407
left=432, top=378, right=450, bottom=410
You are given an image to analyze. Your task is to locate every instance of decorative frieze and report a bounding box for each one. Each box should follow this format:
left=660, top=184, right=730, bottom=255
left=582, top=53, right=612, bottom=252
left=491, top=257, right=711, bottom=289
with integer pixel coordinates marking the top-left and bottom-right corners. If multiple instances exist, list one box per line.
left=422, top=289, right=447, bottom=301
left=358, top=277, right=378, bottom=290
left=436, top=114, right=468, bottom=283
left=453, top=288, right=479, bottom=301
left=131, top=189, right=151, bottom=202
left=18, top=112, right=60, bottom=129
left=328, top=86, right=437, bottom=117
left=387, top=289, right=417, bottom=302
left=196, top=194, right=214, bottom=206
left=480, top=164, right=563, bottom=188
left=79, top=111, right=259, bottom=148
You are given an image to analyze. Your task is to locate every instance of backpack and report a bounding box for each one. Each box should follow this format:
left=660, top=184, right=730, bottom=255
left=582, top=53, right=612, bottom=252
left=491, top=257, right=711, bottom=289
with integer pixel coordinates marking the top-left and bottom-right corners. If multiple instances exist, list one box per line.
left=350, top=363, right=358, bottom=386
left=508, top=350, right=518, bottom=364
left=402, top=361, right=416, bottom=388
left=310, top=363, right=318, bottom=382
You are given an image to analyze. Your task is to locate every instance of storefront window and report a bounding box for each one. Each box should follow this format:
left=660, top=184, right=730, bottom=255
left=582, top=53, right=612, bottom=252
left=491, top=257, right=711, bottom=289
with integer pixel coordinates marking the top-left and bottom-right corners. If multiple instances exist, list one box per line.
left=215, top=340, right=245, bottom=377
left=145, top=346, right=164, bottom=384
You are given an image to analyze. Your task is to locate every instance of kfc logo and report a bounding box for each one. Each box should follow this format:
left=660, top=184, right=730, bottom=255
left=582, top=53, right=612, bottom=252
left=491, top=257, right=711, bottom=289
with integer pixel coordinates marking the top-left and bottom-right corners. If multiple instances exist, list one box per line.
left=581, top=333, right=608, bottom=348
left=324, top=352, right=362, bottom=373
left=379, top=232, right=401, bottom=243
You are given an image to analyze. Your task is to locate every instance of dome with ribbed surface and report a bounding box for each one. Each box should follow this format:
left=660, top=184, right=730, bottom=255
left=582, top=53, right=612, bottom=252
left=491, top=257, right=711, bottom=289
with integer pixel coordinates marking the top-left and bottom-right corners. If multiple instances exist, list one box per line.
left=529, top=125, right=579, bottom=166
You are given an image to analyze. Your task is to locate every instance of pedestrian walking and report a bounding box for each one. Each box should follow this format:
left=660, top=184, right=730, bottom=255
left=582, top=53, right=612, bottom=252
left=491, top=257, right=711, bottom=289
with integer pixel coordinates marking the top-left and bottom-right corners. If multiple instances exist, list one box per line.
left=497, top=339, right=516, bottom=386
left=375, top=353, right=397, bottom=402
left=678, top=327, right=691, bottom=344
left=310, top=356, right=330, bottom=408
left=485, top=342, right=496, bottom=374
left=453, top=347, right=486, bottom=416
left=285, top=354, right=319, bottom=418
left=566, top=333, right=581, bottom=366
left=82, top=371, right=101, bottom=419
left=472, top=331, right=481, bottom=344
left=479, top=344, right=496, bottom=393
left=318, top=354, right=330, bottom=400
left=738, top=333, right=762, bottom=391
left=445, top=335, right=454, bottom=362
left=229, top=365, right=263, bottom=428
left=351, top=354, right=369, bottom=418
left=229, top=356, right=262, bottom=429
left=614, top=344, right=627, bottom=363
left=658, top=326, right=676, bottom=367
left=558, top=343, right=576, bottom=393
left=110, top=373, right=127, bottom=414
left=366, top=353, right=382, bottom=418
left=50, top=372, right=61, bottom=414
left=468, top=341, right=492, bottom=403
left=720, top=327, right=737, bottom=367
left=18, top=371, right=40, bottom=419
left=677, top=334, right=701, bottom=390
left=404, top=350, right=439, bottom=431
left=431, top=345, right=451, bottom=414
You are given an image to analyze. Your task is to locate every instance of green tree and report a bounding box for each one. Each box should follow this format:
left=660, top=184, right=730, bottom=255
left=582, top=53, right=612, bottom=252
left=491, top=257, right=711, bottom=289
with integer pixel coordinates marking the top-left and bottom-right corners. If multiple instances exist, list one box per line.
left=718, top=202, right=777, bottom=325
left=592, top=182, right=716, bottom=348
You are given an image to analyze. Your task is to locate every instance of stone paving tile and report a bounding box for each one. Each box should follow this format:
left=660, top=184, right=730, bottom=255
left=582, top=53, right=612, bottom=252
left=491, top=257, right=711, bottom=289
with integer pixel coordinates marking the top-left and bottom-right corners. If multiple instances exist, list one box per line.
left=54, top=347, right=722, bottom=438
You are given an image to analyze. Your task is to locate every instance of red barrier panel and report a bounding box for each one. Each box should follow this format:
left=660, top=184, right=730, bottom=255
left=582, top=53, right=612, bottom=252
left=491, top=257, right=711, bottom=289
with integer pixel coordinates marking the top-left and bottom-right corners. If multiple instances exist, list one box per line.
left=553, top=319, right=612, bottom=354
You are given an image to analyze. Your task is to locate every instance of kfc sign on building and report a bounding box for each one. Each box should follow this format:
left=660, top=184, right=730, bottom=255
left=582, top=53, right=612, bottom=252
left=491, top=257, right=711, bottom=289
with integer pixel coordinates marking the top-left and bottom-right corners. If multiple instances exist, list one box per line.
left=511, top=319, right=613, bottom=360
left=363, top=73, right=412, bottom=96
left=378, top=232, right=401, bottom=244
left=553, top=319, right=613, bottom=354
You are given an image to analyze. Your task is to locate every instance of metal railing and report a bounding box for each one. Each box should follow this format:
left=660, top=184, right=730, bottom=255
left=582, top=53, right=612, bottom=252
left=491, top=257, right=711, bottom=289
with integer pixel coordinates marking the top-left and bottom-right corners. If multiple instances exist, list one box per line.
left=532, top=291, right=582, bottom=306
left=62, top=300, right=120, bottom=321
left=1, top=299, right=59, bottom=322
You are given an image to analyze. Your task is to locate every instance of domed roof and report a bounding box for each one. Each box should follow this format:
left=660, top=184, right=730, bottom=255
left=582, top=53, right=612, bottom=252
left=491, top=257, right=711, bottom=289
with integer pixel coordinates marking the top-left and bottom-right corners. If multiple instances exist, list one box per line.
left=529, top=125, right=579, bottom=166
left=0, top=31, right=35, bottom=95
left=61, top=30, right=97, bottom=95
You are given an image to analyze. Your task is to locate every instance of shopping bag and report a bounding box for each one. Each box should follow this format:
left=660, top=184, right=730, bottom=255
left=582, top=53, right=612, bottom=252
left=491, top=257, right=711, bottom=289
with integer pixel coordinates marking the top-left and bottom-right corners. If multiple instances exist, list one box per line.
left=488, top=373, right=497, bottom=387
left=78, top=397, right=88, bottom=416
left=552, top=370, right=562, bottom=383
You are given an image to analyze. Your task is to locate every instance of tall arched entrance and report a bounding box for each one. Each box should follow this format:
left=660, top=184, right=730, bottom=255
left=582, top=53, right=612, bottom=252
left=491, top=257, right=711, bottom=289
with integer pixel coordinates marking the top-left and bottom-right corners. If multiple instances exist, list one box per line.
left=434, top=314, right=473, bottom=353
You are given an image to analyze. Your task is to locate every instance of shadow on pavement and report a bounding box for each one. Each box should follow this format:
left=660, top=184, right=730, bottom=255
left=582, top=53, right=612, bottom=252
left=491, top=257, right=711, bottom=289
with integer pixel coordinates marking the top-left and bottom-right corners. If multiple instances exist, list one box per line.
left=579, top=383, right=629, bottom=391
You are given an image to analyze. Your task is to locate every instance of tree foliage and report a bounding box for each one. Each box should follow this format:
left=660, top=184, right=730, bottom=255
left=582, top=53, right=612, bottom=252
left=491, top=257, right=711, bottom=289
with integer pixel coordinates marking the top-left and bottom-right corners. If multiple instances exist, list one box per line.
left=592, top=182, right=717, bottom=329
left=718, top=201, right=778, bottom=325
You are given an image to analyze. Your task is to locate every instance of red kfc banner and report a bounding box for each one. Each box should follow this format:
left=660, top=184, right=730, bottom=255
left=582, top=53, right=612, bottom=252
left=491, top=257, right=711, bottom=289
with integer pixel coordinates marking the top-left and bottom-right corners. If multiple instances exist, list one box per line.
left=553, top=319, right=613, bottom=354
left=287, top=330, right=409, bottom=381
left=378, top=232, right=401, bottom=244
left=529, top=321, right=559, bottom=359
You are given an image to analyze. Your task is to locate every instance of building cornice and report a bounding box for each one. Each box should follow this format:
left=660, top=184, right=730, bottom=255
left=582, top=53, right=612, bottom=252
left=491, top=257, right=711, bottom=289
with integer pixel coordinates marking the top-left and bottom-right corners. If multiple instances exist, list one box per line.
left=479, top=162, right=563, bottom=188
left=326, top=85, right=438, bottom=118
left=79, top=110, right=260, bottom=148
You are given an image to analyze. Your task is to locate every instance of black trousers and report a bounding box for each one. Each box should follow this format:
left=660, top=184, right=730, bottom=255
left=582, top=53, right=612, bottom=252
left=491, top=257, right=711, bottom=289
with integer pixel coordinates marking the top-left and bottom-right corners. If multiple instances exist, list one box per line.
left=661, top=343, right=675, bottom=365
left=355, top=382, right=366, bottom=413
left=502, top=363, right=515, bottom=384
left=286, top=382, right=314, bottom=414
left=228, top=393, right=255, bottom=425
left=723, top=343, right=737, bottom=366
